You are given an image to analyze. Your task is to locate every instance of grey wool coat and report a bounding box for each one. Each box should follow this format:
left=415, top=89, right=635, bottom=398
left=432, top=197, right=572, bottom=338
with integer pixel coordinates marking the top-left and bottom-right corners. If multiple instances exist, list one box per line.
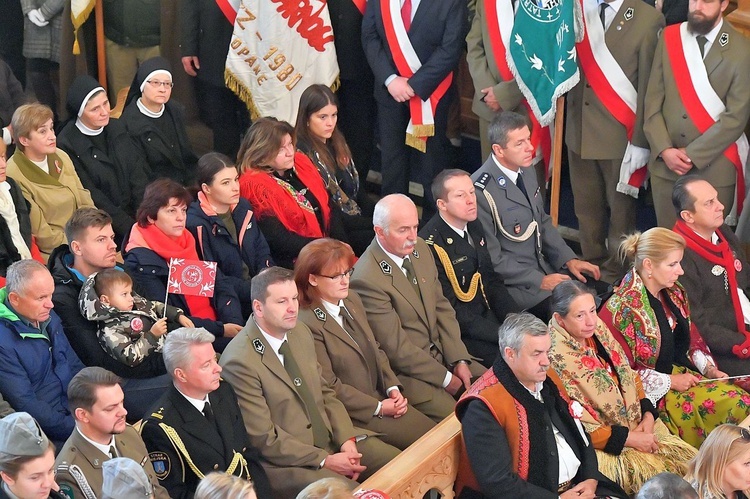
left=21, top=0, right=65, bottom=62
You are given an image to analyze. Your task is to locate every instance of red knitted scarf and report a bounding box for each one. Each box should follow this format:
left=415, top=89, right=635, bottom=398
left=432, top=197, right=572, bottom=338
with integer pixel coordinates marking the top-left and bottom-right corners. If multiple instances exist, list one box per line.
left=134, top=224, right=217, bottom=321
left=674, top=220, right=750, bottom=358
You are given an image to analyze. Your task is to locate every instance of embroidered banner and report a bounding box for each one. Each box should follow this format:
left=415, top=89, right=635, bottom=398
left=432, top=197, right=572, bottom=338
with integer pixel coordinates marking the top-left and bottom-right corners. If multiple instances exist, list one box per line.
left=224, top=0, right=339, bottom=123
left=507, top=0, right=582, bottom=125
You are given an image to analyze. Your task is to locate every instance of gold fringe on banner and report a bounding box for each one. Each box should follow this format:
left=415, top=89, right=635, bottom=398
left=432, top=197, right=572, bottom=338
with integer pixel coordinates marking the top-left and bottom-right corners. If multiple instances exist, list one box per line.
left=225, top=69, right=262, bottom=121
left=70, top=0, right=96, bottom=55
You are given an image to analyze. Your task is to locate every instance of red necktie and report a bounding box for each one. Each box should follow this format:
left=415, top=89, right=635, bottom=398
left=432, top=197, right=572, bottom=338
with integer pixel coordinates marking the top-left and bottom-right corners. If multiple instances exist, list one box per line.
left=401, top=0, right=412, bottom=31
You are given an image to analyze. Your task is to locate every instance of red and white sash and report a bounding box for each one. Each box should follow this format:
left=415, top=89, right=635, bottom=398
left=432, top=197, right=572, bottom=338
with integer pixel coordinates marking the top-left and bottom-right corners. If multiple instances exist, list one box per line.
left=575, top=0, right=649, bottom=196
left=216, top=0, right=240, bottom=24
left=665, top=23, right=749, bottom=216
left=382, top=0, right=452, bottom=152
left=353, top=0, right=367, bottom=15
left=484, top=0, right=552, bottom=175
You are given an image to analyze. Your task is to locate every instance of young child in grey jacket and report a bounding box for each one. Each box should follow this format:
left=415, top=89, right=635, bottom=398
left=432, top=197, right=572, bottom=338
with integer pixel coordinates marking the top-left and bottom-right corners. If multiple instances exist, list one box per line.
left=79, top=269, right=193, bottom=367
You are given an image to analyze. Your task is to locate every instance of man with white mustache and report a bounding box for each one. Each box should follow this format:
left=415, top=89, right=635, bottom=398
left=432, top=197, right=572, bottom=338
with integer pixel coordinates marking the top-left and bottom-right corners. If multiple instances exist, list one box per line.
left=351, top=194, right=486, bottom=422
left=55, top=367, right=169, bottom=499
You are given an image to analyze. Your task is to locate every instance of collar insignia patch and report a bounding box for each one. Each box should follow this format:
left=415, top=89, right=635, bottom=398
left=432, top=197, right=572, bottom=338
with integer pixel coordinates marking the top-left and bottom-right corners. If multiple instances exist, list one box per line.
left=380, top=261, right=392, bottom=275
left=314, top=308, right=326, bottom=321
left=252, top=338, right=265, bottom=354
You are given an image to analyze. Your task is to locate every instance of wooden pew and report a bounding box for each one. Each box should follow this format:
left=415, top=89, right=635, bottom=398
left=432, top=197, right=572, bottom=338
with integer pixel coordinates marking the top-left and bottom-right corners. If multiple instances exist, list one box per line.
left=356, top=414, right=462, bottom=498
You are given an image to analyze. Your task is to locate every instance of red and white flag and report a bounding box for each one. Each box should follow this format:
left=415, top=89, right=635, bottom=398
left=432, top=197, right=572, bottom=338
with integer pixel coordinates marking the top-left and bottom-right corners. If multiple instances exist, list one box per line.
left=167, top=259, right=217, bottom=298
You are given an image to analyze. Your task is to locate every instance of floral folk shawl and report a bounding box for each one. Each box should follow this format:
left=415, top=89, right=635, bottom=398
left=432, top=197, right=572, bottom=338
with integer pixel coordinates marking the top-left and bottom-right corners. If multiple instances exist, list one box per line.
left=549, top=316, right=642, bottom=433
left=601, top=267, right=708, bottom=371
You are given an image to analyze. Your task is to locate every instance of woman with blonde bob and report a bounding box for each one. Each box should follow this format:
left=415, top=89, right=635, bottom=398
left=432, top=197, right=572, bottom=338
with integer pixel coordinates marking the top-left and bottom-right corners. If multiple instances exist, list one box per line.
left=685, top=424, right=750, bottom=498
left=601, top=227, right=750, bottom=447
left=548, top=280, right=696, bottom=494
left=194, top=473, right=256, bottom=499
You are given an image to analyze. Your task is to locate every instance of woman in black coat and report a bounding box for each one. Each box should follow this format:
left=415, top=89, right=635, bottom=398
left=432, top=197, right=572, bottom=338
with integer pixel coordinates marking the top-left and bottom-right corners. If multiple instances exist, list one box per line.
left=120, top=57, right=198, bottom=185
left=0, top=140, right=36, bottom=277
left=57, top=75, right=149, bottom=245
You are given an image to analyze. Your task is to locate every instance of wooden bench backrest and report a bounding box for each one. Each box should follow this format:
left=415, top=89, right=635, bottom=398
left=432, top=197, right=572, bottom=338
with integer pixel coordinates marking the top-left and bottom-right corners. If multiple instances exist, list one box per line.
left=357, top=414, right=462, bottom=498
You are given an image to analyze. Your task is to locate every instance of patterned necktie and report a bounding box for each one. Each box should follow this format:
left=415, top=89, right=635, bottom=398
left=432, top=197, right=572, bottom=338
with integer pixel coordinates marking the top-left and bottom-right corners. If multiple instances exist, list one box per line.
left=697, top=35, right=708, bottom=58
left=108, top=445, right=118, bottom=459
left=401, top=0, right=412, bottom=31
left=278, top=340, right=330, bottom=448
left=401, top=257, right=421, bottom=298
left=599, top=2, right=608, bottom=29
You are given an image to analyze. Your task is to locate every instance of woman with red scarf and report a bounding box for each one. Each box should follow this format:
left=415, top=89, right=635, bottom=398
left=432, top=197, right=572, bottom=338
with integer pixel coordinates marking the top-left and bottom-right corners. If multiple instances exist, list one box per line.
left=236, top=117, right=348, bottom=269
left=122, top=179, right=244, bottom=351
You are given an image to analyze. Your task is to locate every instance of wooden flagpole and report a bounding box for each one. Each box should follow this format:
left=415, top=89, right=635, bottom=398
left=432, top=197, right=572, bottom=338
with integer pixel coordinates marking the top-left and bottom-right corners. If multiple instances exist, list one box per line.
left=549, top=96, right=565, bottom=226
left=95, top=0, right=107, bottom=91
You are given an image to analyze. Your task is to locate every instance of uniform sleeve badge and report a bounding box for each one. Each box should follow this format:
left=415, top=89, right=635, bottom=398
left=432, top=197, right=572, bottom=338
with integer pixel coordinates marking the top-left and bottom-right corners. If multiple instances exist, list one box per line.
left=59, top=483, right=75, bottom=499
left=379, top=261, right=392, bottom=275
left=149, top=452, right=171, bottom=480
left=313, top=308, right=327, bottom=321
left=252, top=338, right=265, bottom=354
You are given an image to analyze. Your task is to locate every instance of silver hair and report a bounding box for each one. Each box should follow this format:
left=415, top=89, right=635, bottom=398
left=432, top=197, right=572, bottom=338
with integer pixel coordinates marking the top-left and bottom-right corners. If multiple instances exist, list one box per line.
left=549, top=280, right=594, bottom=317
left=295, top=477, right=353, bottom=499
left=5, top=260, right=48, bottom=295
left=195, top=472, right=256, bottom=499
left=498, top=312, right=548, bottom=359
left=163, top=327, right=215, bottom=377
left=372, top=193, right=413, bottom=234
left=635, top=473, right=698, bottom=499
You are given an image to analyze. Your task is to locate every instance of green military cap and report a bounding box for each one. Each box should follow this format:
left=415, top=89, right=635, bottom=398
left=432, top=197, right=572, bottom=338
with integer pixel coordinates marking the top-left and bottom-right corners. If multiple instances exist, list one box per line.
left=0, top=412, right=49, bottom=456
left=101, top=458, right=153, bottom=499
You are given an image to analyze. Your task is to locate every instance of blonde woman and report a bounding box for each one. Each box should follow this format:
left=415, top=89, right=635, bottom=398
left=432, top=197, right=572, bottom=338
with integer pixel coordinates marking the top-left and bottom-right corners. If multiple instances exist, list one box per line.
left=601, top=228, right=750, bottom=447
left=685, top=424, right=750, bottom=498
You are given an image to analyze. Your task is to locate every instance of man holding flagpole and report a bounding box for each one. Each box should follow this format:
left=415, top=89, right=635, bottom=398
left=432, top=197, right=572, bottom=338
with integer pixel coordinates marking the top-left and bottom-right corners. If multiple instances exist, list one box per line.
left=465, top=0, right=551, bottom=198
left=362, top=0, right=468, bottom=222
left=644, top=0, right=750, bottom=229
left=565, top=0, right=664, bottom=282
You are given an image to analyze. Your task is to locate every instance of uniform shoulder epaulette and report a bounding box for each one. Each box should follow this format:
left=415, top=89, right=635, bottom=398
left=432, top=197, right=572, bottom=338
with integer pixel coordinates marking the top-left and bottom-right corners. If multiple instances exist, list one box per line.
left=474, top=172, right=491, bottom=190
left=424, top=234, right=435, bottom=246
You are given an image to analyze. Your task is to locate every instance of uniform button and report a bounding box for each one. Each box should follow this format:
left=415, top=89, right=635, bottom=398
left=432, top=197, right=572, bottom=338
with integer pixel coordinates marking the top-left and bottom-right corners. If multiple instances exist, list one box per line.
left=306, top=424, right=312, bottom=429
left=242, top=447, right=247, bottom=452
left=584, top=102, right=589, bottom=106
left=682, top=114, right=688, bottom=119
left=213, top=464, right=219, bottom=470
left=680, top=133, right=686, bottom=138
left=585, top=83, right=590, bottom=88
left=138, top=267, right=143, bottom=271
left=93, top=154, right=97, bottom=159
left=151, top=270, right=156, bottom=274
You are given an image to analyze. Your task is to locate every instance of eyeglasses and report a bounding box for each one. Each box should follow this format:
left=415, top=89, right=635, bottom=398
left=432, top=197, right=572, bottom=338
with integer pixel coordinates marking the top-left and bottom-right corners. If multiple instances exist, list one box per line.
left=146, top=80, right=174, bottom=88
left=317, top=268, right=355, bottom=282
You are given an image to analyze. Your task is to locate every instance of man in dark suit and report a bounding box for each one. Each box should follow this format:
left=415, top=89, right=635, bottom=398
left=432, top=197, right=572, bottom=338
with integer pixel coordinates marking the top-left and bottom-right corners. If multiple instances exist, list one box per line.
left=180, top=0, right=250, bottom=158
left=456, top=313, right=627, bottom=498
left=139, top=328, right=271, bottom=499
left=420, top=169, right=519, bottom=367
left=351, top=194, right=485, bottom=421
left=328, top=0, right=377, bottom=181
left=472, top=112, right=600, bottom=320
left=361, top=0, right=468, bottom=221
left=219, top=267, right=398, bottom=499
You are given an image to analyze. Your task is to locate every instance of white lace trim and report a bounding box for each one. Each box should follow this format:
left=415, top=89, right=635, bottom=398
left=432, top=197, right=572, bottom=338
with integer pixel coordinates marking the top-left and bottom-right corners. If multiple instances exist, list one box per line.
left=639, top=368, right=671, bottom=405
left=690, top=350, right=717, bottom=376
